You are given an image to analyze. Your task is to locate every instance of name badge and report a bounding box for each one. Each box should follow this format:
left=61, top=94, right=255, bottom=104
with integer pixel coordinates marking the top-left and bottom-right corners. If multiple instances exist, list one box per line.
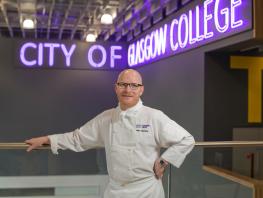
left=136, top=124, right=150, bottom=132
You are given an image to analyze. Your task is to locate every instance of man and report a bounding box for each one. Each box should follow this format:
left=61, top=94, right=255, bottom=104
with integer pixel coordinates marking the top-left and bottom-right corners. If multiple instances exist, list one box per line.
left=25, top=69, right=195, bottom=198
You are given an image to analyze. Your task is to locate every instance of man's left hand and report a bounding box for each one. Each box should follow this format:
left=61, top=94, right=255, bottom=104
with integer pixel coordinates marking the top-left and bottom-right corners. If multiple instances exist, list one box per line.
left=153, top=158, right=168, bottom=179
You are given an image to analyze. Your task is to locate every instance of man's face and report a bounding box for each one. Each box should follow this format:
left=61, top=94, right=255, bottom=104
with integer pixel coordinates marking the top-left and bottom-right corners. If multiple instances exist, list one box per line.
left=115, top=71, right=144, bottom=110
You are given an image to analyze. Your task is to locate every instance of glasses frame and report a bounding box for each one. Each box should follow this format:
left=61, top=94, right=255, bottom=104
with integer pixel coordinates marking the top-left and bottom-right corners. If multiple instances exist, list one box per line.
left=116, top=82, right=143, bottom=90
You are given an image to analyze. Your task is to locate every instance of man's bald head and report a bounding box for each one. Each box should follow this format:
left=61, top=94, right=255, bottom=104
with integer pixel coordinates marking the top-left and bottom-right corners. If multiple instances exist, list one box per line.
left=115, top=69, right=144, bottom=110
left=117, top=69, right=143, bottom=84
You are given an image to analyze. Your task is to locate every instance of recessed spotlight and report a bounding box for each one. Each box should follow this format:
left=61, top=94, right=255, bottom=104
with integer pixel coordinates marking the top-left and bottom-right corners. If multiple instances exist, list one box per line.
left=86, top=33, right=96, bottom=42
left=23, top=19, right=35, bottom=29
left=101, top=13, right=113, bottom=25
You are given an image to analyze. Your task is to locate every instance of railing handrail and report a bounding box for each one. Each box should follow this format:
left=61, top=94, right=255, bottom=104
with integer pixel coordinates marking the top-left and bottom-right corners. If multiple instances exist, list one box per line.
left=195, top=141, right=263, bottom=147
left=0, top=141, right=263, bottom=149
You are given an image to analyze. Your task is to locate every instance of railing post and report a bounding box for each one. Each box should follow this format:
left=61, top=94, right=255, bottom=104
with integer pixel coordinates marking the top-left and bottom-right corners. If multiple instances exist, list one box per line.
left=167, top=164, right=171, bottom=198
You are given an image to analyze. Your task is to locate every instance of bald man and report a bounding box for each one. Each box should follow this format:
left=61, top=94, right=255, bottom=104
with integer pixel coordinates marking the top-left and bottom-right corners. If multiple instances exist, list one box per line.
left=25, top=69, right=195, bottom=198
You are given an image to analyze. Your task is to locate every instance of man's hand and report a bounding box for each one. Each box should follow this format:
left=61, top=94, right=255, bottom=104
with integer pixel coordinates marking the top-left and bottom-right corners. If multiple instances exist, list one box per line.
left=153, top=158, right=169, bottom=179
left=25, top=136, right=50, bottom=152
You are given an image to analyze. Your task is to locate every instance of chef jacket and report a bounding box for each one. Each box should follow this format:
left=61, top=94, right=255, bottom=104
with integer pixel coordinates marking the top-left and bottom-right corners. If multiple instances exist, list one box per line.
left=48, top=100, right=195, bottom=198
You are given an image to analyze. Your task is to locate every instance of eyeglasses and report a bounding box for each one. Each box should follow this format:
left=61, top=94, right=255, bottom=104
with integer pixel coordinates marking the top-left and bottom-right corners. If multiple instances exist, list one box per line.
left=116, top=82, right=143, bottom=90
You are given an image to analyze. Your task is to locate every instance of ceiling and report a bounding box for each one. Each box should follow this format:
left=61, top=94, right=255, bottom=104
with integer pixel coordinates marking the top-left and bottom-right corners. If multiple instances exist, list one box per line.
left=0, top=0, right=131, bottom=41
left=0, top=0, right=191, bottom=42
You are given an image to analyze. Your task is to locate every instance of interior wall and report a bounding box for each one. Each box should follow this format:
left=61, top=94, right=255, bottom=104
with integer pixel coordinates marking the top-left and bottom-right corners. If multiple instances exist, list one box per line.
left=0, top=38, right=119, bottom=175
left=204, top=50, right=263, bottom=185
left=204, top=52, right=248, bottom=169
left=0, top=28, right=256, bottom=198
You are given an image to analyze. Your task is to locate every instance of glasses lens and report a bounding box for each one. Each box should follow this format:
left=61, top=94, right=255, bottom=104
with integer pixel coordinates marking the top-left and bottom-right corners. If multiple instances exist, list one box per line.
left=130, top=83, right=139, bottom=90
left=117, top=82, right=142, bottom=90
left=117, top=82, right=126, bottom=88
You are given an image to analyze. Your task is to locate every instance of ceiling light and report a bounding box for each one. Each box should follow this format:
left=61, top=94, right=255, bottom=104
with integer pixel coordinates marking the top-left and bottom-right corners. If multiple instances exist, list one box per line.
left=101, top=13, right=113, bottom=24
left=86, top=33, right=96, bottom=42
left=23, top=18, right=35, bottom=29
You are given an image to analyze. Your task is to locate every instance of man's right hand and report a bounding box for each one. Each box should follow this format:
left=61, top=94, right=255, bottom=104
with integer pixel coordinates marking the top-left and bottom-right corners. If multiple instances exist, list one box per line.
left=153, top=158, right=168, bottom=179
left=25, top=136, right=50, bottom=152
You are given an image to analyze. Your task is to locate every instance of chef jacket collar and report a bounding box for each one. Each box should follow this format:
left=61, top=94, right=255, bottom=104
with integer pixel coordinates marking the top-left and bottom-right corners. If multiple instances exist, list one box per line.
left=117, top=99, right=143, bottom=117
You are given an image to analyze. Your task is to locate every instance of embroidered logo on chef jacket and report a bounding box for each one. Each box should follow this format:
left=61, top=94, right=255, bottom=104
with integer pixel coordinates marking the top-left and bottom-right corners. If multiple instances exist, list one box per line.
left=136, top=124, right=150, bottom=132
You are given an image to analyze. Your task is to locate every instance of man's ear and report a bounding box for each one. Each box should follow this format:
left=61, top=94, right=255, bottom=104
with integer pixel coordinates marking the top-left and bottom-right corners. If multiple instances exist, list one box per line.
left=114, top=84, right=118, bottom=93
left=140, top=86, right=144, bottom=96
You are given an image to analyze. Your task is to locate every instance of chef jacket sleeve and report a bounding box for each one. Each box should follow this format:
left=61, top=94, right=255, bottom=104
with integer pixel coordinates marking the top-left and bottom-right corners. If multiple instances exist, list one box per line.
left=157, top=112, right=195, bottom=168
left=48, top=113, right=104, bottom=154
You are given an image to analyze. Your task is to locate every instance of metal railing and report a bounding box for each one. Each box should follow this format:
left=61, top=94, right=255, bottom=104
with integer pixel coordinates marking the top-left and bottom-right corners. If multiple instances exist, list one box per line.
left=1, top=141, right=263, bottom=198
left=0, top=141, right=263, bottom=149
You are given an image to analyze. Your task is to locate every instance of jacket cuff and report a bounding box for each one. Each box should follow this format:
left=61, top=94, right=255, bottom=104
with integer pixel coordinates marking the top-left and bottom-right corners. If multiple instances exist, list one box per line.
left=161, top=149, right=186, bottom=168
left=47, top=135, right=59, bottom=154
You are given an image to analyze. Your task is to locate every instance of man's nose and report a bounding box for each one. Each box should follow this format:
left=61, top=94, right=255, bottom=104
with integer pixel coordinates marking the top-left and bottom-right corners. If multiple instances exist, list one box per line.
left=122, top=88, right=133, bottom=94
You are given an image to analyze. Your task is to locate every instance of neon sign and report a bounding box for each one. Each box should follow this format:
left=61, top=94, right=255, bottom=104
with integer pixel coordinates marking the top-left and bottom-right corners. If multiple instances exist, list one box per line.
left=16, top=0, right=252, bottom=70
left=20, top=42, right=76, bottom=67
left=17, top=41, right=127, bottom=70
left=128, top=0, right=252, bottom=67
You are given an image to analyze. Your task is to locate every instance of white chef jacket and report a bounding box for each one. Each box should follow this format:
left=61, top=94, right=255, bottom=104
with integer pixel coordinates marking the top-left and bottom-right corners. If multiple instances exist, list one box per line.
left=48, top=100, right=195, bottom=198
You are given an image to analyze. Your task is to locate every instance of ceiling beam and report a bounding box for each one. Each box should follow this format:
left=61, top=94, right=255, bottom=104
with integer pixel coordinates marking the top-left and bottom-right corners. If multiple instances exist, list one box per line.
left=47, top=0, right=55, bottom=39
left=34, top=2, right=37, bottom=39
left=58, top=0, right=73, bottom=40
left=17, top=0, right=25, bottom=38
left=70, top=1, right=91, bottom=40
left=0, top=1, right=14, bottom=37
